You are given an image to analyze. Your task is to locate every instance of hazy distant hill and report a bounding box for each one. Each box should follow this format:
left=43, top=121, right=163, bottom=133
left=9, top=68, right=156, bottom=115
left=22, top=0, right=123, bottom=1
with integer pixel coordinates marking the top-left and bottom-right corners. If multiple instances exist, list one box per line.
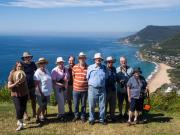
left=120, top=25, right=180, bottom=46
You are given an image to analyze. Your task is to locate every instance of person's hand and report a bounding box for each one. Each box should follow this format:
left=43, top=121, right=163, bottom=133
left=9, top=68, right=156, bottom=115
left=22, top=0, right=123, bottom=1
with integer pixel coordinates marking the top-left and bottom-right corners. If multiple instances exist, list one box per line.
left=128, top=97, right=131, bottom=103
left=14, top=80, right=21, bottom=86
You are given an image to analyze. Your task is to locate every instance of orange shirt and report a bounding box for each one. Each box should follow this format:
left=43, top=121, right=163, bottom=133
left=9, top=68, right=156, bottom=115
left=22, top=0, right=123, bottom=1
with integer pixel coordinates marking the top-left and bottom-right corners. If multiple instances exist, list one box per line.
left=72, top=64, right=88, bottom=91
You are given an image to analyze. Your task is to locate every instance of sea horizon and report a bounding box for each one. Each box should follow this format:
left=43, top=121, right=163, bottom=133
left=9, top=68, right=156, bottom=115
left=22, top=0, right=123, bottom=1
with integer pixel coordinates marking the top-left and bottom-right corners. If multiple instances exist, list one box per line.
left=0, top=35, right=155, bottom=85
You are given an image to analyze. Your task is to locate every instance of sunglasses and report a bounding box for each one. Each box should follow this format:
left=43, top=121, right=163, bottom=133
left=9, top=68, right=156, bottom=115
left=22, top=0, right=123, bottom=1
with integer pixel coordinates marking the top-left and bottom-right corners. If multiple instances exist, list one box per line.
left=108, top=61, right=113, bottom=63
left=24, top=56, right=31, bottom=59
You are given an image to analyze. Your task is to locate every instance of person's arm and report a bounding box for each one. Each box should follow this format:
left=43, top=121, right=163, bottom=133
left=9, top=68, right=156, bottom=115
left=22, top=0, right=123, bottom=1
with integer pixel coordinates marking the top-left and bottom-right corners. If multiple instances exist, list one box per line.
left=127, top=78, right=132, bottom=103
left=127, top=86, right=131, bottom=103
left=7, top=72, right=21, bottom=89
left=8, top=80, right=21, bottom=89
left=64, top=69, right=69, bottom=89
left=86, top=66, right=90, bottom=80
left=34, top=80, right=44, bottom=96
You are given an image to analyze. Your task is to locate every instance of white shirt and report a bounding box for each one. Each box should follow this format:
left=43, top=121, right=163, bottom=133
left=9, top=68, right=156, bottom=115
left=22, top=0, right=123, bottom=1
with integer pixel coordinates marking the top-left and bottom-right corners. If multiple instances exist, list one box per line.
left=34, top=68, right=52, bottom=96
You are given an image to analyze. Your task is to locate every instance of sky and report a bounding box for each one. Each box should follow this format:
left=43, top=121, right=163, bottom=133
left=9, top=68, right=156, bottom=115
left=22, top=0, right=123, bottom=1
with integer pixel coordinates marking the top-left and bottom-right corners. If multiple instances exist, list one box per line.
left=0, top=0, right=180, bottom=35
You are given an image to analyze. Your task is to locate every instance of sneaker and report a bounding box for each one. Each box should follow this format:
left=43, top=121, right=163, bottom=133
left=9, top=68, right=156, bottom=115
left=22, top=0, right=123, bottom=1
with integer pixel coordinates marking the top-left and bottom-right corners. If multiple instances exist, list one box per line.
left=16, top=124, right=23, bottom=131
left=58, top=116, right=66, bottom=122
left=72, top=117, right=79, bottom=122
left=89, top=121, right=95, bottom=125
left=100, top=121, right=107, bottom=125
left=133, top=120, right=139, bottom=124
left=81, top=118, right=86, bottom=123
left=17, top=121, right=26, bottom=126
left=127, top=120, right=131, bottom=126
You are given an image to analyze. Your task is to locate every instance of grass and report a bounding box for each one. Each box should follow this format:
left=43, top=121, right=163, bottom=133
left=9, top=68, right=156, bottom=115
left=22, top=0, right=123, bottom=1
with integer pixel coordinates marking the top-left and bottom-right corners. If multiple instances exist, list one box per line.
left=0, top=100, right=180, bottom=135
left=0, top=86, right=180, bottom=135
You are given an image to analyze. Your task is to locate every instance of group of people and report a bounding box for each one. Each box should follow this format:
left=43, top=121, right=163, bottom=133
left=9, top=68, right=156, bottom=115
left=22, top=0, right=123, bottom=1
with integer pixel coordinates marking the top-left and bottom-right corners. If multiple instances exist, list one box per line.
left=7, top=51, right=150, bottom=131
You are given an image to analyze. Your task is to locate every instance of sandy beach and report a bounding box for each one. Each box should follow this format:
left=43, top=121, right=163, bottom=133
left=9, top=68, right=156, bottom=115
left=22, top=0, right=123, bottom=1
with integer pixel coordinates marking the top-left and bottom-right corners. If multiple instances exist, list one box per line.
left=148, top=63, right=173, bottom=93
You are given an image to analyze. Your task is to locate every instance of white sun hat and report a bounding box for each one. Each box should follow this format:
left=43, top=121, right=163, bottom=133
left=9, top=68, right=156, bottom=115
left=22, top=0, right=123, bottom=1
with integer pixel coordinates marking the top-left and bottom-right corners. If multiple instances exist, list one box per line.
left=105, top=56, right=116, bottom=63
left=56, top=57, right=65, bottom=63
left=94, top=53, right=103, bottom=60
left=78, top=52, right=86, bottom=58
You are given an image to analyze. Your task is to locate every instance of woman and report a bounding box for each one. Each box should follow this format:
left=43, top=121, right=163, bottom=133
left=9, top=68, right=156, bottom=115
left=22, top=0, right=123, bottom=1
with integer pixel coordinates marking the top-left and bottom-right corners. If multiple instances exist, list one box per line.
left=127, top=67, right=147, bottom=125
left=51, top=57, right=69, bottom=122
left=34, top=57, right=52, bottom=123
left=8, top=62, right=28, bottom=131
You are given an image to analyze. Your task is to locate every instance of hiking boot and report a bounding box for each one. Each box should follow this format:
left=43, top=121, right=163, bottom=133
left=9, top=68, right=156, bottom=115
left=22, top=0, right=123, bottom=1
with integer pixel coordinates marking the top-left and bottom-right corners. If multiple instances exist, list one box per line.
left=72, top=117, right=79, bottom=122
left=89, top=121, right=95, bottom=125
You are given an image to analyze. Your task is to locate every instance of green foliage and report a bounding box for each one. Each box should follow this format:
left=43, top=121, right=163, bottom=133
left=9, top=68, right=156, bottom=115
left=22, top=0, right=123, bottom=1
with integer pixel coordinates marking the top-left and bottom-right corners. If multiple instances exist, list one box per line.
left=168, top=65, right=180, bottom=87
left=49, top=90, right=57, bottom=106
left=150, top=89, right=180, bottom=112
left=0, top=85, right=11, bottom=102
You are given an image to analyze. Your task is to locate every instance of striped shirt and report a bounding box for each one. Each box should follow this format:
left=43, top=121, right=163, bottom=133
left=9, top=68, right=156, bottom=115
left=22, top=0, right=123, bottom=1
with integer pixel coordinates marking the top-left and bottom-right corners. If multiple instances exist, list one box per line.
left=72, top=64, right=88, bottom=91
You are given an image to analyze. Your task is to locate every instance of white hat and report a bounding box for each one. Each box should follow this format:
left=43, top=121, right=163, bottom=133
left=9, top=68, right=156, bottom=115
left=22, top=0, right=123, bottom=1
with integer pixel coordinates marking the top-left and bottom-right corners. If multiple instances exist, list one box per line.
left=79, top=52, right=86, bottom=58
left=56, top=57, right=65, bottom=63
left=105, top=56, right=116, bottom=63
left=94, top=53, right=103, bottom=60
left=21, top=52, right=33, bottom=60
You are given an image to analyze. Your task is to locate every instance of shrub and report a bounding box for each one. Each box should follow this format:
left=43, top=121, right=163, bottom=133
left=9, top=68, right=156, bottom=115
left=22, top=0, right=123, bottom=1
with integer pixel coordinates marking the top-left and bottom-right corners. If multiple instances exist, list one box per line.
left=150, top=88, right=180, bottom=112
left=0, top=85, right=11, bottom=102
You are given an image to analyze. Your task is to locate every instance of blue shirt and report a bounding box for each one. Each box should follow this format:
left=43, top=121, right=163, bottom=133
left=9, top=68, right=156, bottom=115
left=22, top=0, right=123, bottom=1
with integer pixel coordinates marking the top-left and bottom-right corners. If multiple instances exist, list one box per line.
left=127, top=76, right=143, bottom=99
left=86, top=63, right=107, bottom=88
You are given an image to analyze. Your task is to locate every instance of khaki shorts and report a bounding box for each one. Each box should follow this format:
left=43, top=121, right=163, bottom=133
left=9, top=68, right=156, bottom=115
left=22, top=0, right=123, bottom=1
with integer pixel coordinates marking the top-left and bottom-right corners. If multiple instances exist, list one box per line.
left=65, top=85, right=73, bottom=101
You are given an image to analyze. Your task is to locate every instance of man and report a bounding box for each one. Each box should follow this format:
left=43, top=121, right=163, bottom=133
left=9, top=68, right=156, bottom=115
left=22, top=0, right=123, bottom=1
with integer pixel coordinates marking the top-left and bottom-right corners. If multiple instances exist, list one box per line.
left=116, top=56, right=133, bottom=120
left=72, top=52, right=88, bottom=123
left=65, top=56, right=75, bottom=114
left=87, top=53, right=107, bottom=125
left=21, top=52, right=37, bottom=119
left=105, top=56, right=117, bottom=122
left=127, top=67, right=147, bottom=125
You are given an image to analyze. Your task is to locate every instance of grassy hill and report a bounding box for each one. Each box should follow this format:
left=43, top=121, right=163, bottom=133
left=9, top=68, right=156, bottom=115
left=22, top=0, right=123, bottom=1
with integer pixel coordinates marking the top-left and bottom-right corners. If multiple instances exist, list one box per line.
left=120, top=25, right=180, bottom=46
left=0, top=86, right=180, bottom=135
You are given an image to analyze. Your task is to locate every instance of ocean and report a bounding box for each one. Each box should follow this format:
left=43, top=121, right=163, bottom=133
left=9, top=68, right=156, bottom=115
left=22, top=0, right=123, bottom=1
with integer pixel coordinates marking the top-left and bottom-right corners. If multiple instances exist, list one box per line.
left=0, top=35, right=155, bottom=85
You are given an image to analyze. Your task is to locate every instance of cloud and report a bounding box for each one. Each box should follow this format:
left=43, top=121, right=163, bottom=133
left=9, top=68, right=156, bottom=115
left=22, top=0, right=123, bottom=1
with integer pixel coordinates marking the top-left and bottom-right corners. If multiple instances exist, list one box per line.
left=0, top=0, right=180, bottom=11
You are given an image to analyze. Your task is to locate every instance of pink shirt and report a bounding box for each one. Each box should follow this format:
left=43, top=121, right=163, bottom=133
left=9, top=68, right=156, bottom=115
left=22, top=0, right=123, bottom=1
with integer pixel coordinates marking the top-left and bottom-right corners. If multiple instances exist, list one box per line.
left=51, top=66, right=69, bottom=90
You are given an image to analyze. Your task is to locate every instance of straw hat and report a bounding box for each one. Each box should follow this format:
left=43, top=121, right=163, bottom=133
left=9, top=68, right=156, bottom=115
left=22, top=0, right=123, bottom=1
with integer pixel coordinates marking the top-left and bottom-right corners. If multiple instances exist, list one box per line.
left=13, top=70, right=26, bottom=83
left=105, top=56, right=116, bottom=63
left=94, top=53, right=103, bottom=60
left=56, top=57, right=65, bottom=64
left=36, top=57, right=48, bottom=65
left=78, top=52, right=86, bottom=58
left=21, top=52, right=33, bottom=60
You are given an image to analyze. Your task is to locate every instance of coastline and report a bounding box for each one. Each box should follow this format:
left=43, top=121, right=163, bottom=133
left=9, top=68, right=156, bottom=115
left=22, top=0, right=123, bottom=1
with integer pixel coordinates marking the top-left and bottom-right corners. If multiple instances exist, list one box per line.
left=138, top=51, right=173, bottom=93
